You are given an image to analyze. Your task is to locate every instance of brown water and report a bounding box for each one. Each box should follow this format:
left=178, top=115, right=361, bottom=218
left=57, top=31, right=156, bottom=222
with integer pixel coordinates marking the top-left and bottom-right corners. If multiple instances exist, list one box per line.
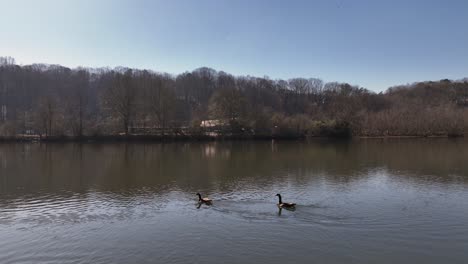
left=0, top=140, right=468, bottom=264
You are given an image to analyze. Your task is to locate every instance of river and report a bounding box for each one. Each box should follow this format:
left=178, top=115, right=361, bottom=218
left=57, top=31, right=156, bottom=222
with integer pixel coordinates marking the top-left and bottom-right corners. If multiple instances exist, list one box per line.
left=1, top=139, right=467, bottom=263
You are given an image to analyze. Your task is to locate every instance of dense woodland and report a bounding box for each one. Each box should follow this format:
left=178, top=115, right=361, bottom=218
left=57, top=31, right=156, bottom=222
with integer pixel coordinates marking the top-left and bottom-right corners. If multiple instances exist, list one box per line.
left=1, top=56, right=467, bottom=140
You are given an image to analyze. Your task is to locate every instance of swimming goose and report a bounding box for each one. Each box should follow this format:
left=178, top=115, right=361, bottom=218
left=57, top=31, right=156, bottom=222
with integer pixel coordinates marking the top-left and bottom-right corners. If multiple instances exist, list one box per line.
left=196, top=193, right=213, bottom=205
left=276, top=194, right=296, bottom=208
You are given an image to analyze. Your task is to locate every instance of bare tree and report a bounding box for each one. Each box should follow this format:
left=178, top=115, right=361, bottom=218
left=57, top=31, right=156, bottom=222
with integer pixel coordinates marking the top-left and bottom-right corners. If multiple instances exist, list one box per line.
left=1, top=57, right=468, bottom=139
left=0, top=56, right=15, bottom=65
left=209, top=87, right=247, bottom=122
left=101, top=70, right=137, bottom=136
left=36, top=96, right=61, bottom=137
left=65, top=69, right=90, bottom=137
left=289, top=78, right=311, bottom=94
left=146, top=74, right=176, bottom=135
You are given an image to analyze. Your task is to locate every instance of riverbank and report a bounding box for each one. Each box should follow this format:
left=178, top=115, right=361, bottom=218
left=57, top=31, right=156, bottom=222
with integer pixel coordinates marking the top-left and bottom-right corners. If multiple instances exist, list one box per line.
left=0, top=134, right=307, bottom=143
left=0, top=133, right=464, bottom=143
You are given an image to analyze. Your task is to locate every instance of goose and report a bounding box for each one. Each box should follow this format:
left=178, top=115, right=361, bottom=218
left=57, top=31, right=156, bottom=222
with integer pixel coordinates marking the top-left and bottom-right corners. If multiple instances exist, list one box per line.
left=276, top=194, right=296, bottom=208
left=196, top=193, right=213, bottom=205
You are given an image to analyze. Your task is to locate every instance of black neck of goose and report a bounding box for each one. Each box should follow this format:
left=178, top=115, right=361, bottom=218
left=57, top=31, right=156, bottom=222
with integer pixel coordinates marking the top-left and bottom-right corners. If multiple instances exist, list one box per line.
left=277, top=195, right=282, bottom=204
left=197, top=194, right=202, bottom=201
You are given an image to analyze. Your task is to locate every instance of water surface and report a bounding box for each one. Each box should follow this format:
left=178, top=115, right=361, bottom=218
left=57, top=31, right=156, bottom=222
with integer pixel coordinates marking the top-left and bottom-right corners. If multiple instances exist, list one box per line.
left=1, top=140, right=468, bottom=263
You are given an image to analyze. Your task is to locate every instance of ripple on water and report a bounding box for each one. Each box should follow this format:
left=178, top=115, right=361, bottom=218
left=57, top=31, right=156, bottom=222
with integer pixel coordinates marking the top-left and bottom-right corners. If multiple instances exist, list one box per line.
left=192, top=198, right=352, bottom=230
left=0, top=189, right=171, bottom=228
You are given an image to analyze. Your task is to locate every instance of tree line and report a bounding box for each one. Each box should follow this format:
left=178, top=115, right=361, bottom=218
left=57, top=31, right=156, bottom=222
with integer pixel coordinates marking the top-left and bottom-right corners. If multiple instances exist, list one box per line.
left=1, top=56, right=467, bottom=139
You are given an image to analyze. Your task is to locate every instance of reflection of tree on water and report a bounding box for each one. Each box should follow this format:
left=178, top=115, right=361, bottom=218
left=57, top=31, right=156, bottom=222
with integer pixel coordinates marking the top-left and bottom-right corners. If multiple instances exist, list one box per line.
left=0, top=140, right=468, bottom=200
left=71, top=143, right=85, bottom=191
left=0, top=149, right=5, bottom=169
left=0, top=149, right=6, bottom=193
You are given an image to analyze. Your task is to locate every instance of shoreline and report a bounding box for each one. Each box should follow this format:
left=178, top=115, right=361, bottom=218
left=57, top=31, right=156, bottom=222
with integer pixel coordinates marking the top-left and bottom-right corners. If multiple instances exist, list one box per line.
left=0, top=134, right=464, bottom=143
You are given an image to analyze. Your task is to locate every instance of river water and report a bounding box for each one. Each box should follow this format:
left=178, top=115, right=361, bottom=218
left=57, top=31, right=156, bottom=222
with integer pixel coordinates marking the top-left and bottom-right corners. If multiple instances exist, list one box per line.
left=0, top=140, right=467, bottom=263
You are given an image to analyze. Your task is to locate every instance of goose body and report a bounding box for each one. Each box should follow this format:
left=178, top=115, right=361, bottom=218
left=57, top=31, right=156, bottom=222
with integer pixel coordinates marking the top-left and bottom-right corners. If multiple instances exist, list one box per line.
left=196, top=193, right=212, bottom=205
left=276, top=194, right=296, bottom=208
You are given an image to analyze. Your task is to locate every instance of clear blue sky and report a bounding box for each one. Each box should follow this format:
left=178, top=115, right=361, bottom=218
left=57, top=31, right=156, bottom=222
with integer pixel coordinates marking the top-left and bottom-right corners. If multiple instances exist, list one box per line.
left=1, top=0, right=467, bottom=91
